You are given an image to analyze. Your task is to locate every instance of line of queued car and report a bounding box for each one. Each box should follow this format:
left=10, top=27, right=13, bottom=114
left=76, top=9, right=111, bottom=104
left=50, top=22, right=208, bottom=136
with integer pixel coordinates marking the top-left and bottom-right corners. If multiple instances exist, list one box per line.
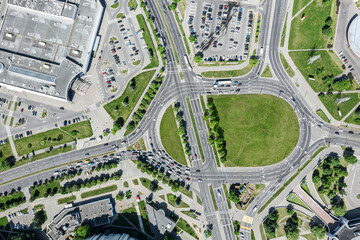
left=338, top=51, right=354, bottom=72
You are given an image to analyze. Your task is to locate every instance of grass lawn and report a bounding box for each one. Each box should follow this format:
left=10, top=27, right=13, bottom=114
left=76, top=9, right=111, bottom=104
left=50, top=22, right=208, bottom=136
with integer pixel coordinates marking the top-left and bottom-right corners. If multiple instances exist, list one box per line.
left=197, top=196, right=202, bottom=205
left=212, top=94, right=299, bottom=167
left=160, top=106, right=187, bottom=165
left=128, top=0, right=138, bottom=10
left=0, top=191, right=25, bottom=212
left=316, top=109, right=330, bottom=123
left=133, top=60, right=141, bottom=66
left=301, top=181, right=312, bottom=197
left=292, top=0, right=312, bottom=16
left=81, top=185, right=117, bottom=199
left=280, top=13, right=288, bottom=47
left=138, top=200, right=152, bottom=235
left=167, top=194, right=190, bottom=208
left=116, top=13, right=125, bottom=18
left=209, top=186, right=218, bottom=211
left=345, top=106, right=360, bottom=125
left=223, top=184, right=231, bottom=209
left=21, top=208, right=28, bottom=214
left=57, top=195, right=76, bottom=205
left=177, top=218, right=197, bottom=239
left=30, top=180, right=60, bottom=201
left=186, top=98, right=205, bottom=162
left=261, top=65, right=273, bottom=78
left=198, top=61, right=245, bottom=67
left=179, top=187, right=193, bottom=199
left=104, top=70, right=156, bottom=122
left=140, top=177, right=162, bottom=191
left=177, top=0, right=187, bottom=19
left=289, top=0, right=334, bottom=49
left=121, top=206, right=140, bottom=229
left=287, top=193, right=310, bottom=211
left=127, top=138, right=146, bottom=151
left=289, top=50, right=344, bottom=92
left=0, top=139, right=13, bottom=163
left=111, top=2, right=119, bottom=8
left=136, top=15, right=158, bottom=69
left=280, top=53, right=295, bottom=77
left=60, top=120, right=93, bottom=139
left=181, top=211, right=197, bottom=219
left=302, top=233, right=318, bottom=240
left=132, top=179, right=139, bottom=186
left=14, top=121, right=92, bottom=156
left=0, top=216, right=9, bottom=230
left=201, top=65, right=252, bottom=78
left=319, top=93, right=359, bottom=120
left=33, top=204, right=45, bottom=212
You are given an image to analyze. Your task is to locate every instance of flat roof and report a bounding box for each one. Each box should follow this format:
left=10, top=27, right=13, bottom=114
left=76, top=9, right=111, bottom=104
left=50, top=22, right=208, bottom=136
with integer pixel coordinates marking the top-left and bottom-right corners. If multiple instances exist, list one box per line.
left=0, top=0, right=104, bottom=100
left=348, top=15, right=360, bottom=58
left=47, top=198, right=114, bottom=240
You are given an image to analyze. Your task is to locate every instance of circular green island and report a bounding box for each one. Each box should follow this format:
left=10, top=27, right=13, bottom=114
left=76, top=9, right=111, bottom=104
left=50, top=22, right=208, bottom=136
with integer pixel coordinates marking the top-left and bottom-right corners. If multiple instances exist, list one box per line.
left=211, top=94, right=299, bottom=167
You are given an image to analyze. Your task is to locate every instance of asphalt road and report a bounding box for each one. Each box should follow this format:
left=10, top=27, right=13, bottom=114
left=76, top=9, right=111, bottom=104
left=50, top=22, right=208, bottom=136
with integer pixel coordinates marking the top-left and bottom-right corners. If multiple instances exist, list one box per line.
left=0, top=0, right=360, bottom=239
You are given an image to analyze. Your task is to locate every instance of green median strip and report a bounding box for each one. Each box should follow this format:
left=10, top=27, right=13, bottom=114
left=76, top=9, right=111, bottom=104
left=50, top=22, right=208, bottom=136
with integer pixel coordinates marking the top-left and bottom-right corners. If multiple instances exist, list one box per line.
left=223, top=184, right=231, bottom=209
left=259, top=146, right=328, bottom=213
left=154, top=0, right=179, bottom=64
left=280, top=13, right=288, bottom=47
left=57, top=195, right=76, bottom=205
left=174, top=12, right=190, bottom=54
left=186, top=97, right=205, bottom=162
left=209, top=185, right=218, bottom=211
left=81, top=185, right=118, bottom=198
left=200, top=96, right=221, bottom=167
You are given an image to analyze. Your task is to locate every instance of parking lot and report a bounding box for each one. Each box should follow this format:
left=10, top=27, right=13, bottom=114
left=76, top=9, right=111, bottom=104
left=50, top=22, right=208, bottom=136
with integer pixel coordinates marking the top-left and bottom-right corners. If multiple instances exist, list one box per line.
left=187, top=0, right=257, bottom=62
left=97, top=14, right=147, bottom=93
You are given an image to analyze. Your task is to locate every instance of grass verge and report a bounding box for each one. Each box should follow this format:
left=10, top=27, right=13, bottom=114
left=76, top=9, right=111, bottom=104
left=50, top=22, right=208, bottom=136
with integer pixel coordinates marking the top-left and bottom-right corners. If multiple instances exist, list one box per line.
left=167, top=194, right=190, bottom=208
left=186, top=98, right=205, bottom=162
left=174, top=12, right=190, bottom=54
left=261, top=65, right=273, bottom=78
left=160, top=105, right=187, bottom=165
left=136, top=14, right=159, bottom=69
left=209, top=186, right=218, bottom=211
left=280, top=13, right=288, bottom=47
left=81, top=185, right=117, bottom=199
left=201, top=65, right=252, bottom=78
left=104, top=70, right=156, bottom=121
left=280, top=52, right=295, bottom=77
left=57, top=195, right=76, bottom=205
left=287, top=193, right=310, bottom=211
left=177, top=218, right=198, bottom=239
left=316, top=109, right=330, bottom=123
left=223, top=184, right=231, bottom=209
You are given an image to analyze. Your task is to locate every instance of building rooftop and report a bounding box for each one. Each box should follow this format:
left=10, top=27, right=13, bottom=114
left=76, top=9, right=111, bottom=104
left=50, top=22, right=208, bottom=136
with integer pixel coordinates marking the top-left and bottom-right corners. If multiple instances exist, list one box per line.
left=85, top=233, right=138, bottom=240
left=348, top=15, right=360, bottom=58
left=47, top=198, right=114, bottom=240
left=0, top=0, right=104, bottom=101
left=145, top=203, right=176, bottom=237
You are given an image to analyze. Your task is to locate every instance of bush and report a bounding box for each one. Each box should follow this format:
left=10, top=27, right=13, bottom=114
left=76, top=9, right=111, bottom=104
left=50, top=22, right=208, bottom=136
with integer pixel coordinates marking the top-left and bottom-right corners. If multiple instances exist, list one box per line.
left=194, top=55, right=202, bottom=63
left=344, top=154, right=358, bottom=164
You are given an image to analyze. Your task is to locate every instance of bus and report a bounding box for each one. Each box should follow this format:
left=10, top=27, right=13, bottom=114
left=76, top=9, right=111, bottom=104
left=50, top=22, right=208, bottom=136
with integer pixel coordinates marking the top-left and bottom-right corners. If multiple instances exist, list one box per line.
left=184, top=55, right=192, bottom=70
left=215, top=79, right=232, bottom=85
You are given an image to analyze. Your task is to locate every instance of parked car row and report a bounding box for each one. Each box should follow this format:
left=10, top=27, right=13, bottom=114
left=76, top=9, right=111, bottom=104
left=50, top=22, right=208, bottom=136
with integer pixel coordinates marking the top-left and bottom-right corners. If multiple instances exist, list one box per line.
left=63, top=116, right=86, bottom=126
left=338, top=51, right=354, bottom=72
left=0, top=138, right=7, bottom=145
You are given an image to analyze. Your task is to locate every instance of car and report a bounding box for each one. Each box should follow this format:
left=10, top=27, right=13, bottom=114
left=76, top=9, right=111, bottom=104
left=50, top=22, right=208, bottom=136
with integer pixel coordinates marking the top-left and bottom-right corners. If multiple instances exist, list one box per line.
left=253, top=205, right=258, bottom=212
left=20, top=108, right=24, bottom=112
left=217, top=189, right=221, bottom=196
left=349, top=131, right=354, bottom=134
left=334, top=132, right=339, bottom=135
left=198, top=179, right=203, bottom=182
left=194, top=154, right=197, bottom=159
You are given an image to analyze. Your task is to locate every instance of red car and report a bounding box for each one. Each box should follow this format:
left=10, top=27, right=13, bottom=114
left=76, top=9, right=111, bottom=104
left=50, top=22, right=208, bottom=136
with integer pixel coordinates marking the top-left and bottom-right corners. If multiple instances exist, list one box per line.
left=20, top=108, right=24, bottom=112
left=194, top=154, right=197, bottom=159
left=106, top=80, right=111, bottom=84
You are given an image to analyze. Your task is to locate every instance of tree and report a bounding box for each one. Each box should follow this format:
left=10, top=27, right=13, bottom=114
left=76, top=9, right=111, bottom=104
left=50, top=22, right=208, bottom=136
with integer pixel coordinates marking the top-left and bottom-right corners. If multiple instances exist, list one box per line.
left=322, top=25, right=333, bottom=36
left=10, top=232, right=37, bottom=240
left=116, top=192, right=124, bottom=201
left=125, top=190, right=132, bottom=199
left=285, top=223, right=300, bottom=240
left=249, top=57, right=259, bottom=67
left=189, top=35, right=196, bottom=43
left=325, top=17, right=333, bottom=26
left=333, top=79, right=351, bottom=91
left=74, top=224, right=92, bottom=240
left=169, top=2, right=176, bottom=10
left=287, top=205, right=294, bottom=215
left=268, top=210, right=279, bottom=221
left=194, top=54, right=202, bottom=63
left=344, top=154, right=358, bottom=164
left=310, top=223, right=327, bottom=239
left=33, top=210, right=47, bottom=228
